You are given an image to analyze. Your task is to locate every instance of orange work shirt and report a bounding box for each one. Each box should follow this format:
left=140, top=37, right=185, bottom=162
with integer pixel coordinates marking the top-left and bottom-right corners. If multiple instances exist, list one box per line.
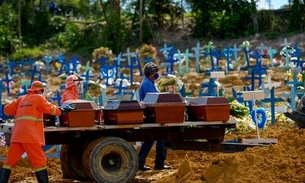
left=61, top=86, right=79, bottom=104
left=4, top=92, right=62, bottom=145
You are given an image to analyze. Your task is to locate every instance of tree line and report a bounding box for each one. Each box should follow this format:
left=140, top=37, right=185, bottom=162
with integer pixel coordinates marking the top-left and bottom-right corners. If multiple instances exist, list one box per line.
left=0, top=0, right=303, bottom=59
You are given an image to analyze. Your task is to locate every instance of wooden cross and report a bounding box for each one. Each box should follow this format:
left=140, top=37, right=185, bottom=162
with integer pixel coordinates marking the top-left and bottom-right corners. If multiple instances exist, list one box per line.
left=191, top=42, right=204, bottom=73
left=280, top=38, right=292, bottom=68
left=268, top=46, right=277, bottom=67
left=222, top=45, right=235, bottom=72
left=232, top=43, right=241, bottom=63
left=81, top=61, right=95, bottom=73
left=122, top=47, right=136, bottom=66
left=42, top=54, right=53, bottom=74
left=50, top=90, right=62, bottom=106
left=199, top=78, right=218, bottom=96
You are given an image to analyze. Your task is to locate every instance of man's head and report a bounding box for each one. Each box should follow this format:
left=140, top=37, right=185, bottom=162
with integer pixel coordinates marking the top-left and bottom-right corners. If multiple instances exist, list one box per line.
left=66, top=75, right=83, bottom=88
left=144, top=62, right=159, bottom=78
left=28, top=81, right=46, bottom=94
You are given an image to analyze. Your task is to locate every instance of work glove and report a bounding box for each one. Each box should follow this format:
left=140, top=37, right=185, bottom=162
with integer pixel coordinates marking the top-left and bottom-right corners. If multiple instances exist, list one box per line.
left=61, top=103, right=77, bottom=115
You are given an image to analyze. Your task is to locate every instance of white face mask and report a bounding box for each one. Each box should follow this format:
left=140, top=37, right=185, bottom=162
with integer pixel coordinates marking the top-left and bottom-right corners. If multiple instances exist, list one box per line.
left=42, top=89, right=47, bottom=97
left=77, top=81, right=83, bottom=94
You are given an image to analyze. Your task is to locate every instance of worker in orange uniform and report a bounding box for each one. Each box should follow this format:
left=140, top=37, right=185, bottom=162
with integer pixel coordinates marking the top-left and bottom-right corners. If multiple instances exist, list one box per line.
left=61, top=74, right=83, bottom=104
left=0, top=81, right=76, bottom=183
left=60, top=74, right=83, bottom=180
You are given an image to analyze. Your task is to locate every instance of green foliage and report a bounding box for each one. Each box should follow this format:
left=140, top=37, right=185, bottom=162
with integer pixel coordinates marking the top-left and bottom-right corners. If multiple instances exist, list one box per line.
left=0, top=0, right=304, bottom=59
left=228, top=99, right=249, bottom=118
left=11, top=47, right=43, bottom=60
left=188, top=0, right=253, bottom=39
left=0, top=3, right=18, bottom=56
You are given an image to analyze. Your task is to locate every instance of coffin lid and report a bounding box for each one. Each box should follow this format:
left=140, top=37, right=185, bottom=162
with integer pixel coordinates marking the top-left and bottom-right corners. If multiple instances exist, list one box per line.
left=61, top=99, right=102, bottom=111
left=185, top=96, right=229, bottom=106
left=142, top=92, right=185, bottom=104
left=103, top=100, right=143, bottom=110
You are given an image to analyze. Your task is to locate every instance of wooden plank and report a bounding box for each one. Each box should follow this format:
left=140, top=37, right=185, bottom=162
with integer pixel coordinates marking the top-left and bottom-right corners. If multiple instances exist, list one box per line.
left=0, top=121, right=236, bottom=134
left=242, top=138, right=278, bottom=144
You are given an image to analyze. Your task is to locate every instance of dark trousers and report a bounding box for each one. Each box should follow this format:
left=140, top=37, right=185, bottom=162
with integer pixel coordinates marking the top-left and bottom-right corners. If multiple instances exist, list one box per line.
left=138, top=141, right=167, bottom=167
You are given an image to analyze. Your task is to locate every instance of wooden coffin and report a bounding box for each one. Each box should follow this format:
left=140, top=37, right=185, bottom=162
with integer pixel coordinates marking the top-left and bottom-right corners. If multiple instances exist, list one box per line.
left=59, top=100, right=102, bottom=127
left=142, top=93, right=186, bottom=124
left=43, top=114, right=56, bottom=126
left=103, top=100, right=143, bottom=125
left=185, top=97, right=230, bottom=122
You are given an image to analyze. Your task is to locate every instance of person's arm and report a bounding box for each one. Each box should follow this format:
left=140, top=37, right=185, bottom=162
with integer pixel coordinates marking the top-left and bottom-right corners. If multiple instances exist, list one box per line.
left=3, top=97, right=21, bottom=116
left=39, top=96, right=62, bottom=116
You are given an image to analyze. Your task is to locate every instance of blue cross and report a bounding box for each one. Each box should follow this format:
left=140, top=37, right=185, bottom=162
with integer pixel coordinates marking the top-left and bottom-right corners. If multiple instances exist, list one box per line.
left=50, top=90, right=62, bottom=106
left=68, top=55, right=80, bottom=73
left=159, top=43, right=172, bottom=55
left=81, top=70, right=95, bottom=93
left=283, top=68, right=303, bottom=110
left=199, top=78, right=217, bottom=96
left=191, top=42, right=204, bottom=73
left=222, top=45, right=235, bottom=72
left=261, top=86, right=284, bottom=125
left=165, top=45, right=178, bottom=74
left=205, top=48, right=223, bottom=75
left=2, top=73, right=14, bottom=95
left=59, top=60, right=73, bottom=75
left=113, top=53, right=127, bottom=78
left=112, top=79, right=130, bottom=100
left=5, top=59, right=18, bottom=76
left=291, top=42, right=303, bottom=67
left=125, top=57, right=141, bottom=83
left=55, top=52, right=66, bottom=63
left=30, top=65, right=44, bottom=83
left=42, top=54, right=53, bottom=74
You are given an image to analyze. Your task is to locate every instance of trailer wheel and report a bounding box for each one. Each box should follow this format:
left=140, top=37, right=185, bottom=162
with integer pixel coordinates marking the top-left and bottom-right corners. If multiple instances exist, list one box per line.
left=82, top=137, right=139, bottom=183
left=60, top=144, right=88, bottom=180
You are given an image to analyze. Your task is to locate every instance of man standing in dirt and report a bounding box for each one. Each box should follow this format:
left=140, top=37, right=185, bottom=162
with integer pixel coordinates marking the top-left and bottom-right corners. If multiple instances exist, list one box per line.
left=138, top=62, right=172, bottom=171
left=0, top=81, right=76, bottom=183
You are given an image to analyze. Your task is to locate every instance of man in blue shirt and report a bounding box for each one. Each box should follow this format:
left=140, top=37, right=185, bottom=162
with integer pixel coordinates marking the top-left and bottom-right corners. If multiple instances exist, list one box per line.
left=138, top=62, right=172, bottom=171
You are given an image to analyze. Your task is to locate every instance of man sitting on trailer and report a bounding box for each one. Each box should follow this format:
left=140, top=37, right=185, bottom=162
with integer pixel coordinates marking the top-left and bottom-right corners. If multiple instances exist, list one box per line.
left=138, top=62, right=172, bottom=171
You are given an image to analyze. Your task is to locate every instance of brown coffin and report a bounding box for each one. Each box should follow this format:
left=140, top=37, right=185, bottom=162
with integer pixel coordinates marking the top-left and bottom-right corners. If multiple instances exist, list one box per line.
left=59, top=100, right=102, bottom=127
left=185, top=97, right=230, bottom=122
left=43, top=114, right=56, bottom=126
left=103, top=100, right=143, bottom=125
left=142, top=93, right=186, bottom=124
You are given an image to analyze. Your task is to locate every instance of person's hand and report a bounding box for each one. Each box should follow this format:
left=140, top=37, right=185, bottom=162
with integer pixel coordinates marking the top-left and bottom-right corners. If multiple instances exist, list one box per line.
left=61, top=103, right=77, bottom=115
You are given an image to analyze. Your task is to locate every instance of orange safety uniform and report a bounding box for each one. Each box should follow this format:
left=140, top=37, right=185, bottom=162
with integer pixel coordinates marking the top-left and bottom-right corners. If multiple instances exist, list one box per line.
left=2, top=91, right=62, bottom=171
left=61, top=75, right=81, bottom=104
left=61, top=86, right=79, bottom=104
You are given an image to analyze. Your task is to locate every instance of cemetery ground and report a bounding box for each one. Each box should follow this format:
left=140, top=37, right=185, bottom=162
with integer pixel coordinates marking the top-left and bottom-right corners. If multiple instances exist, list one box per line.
left=1, top=33, right=305, bottom=182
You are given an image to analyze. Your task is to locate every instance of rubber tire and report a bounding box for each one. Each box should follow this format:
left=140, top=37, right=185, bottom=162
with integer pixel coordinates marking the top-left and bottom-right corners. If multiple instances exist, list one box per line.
left=60, top=144, right=88, bottom=180
left=82, top=137, right=139, bottom=183
left=251, top=108, right=267, bottom=129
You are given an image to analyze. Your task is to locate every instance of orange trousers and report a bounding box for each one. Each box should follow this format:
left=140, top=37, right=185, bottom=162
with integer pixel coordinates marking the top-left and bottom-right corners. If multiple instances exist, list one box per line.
left=3, top=142, right=47, bottom=171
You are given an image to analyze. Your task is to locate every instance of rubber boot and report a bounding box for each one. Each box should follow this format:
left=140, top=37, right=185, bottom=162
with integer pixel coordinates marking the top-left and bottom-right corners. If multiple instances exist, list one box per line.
left=35, top=169, right=49, bottom=183
left=0, top=168, right=11, bottom=183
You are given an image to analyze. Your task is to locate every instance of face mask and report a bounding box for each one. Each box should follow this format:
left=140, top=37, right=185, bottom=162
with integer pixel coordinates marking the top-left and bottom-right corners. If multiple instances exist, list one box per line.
left=154, top=72, right=159, bottom=79
left=77, top=81, right=84, bottom=94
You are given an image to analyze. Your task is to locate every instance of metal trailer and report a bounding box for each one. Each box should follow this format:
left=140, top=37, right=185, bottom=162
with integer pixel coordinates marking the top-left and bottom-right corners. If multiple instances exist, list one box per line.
left=0, top=121, right=236, bottom=183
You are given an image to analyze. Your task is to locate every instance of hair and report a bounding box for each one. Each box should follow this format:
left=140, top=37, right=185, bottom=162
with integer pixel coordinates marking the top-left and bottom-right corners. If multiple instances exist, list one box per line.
left=144, top=62, right=159, bottom=77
